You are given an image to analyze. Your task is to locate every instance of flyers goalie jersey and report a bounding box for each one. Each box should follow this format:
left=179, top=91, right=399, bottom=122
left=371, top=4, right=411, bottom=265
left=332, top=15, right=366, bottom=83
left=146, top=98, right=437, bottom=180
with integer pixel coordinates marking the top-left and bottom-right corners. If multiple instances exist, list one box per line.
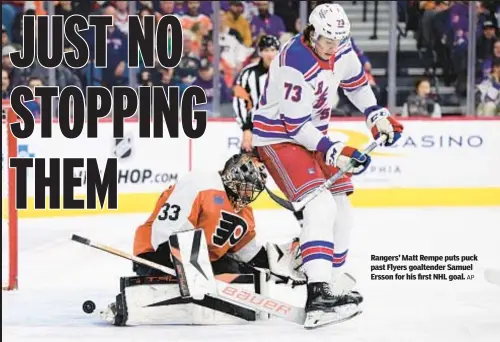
left=133, top=171, right=261, bottom=264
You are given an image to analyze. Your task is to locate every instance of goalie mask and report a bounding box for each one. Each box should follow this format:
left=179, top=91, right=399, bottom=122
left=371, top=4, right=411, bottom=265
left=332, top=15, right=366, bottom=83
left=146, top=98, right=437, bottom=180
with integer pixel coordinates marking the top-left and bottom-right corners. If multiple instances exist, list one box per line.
left=219, top=153, right=267, bottom=212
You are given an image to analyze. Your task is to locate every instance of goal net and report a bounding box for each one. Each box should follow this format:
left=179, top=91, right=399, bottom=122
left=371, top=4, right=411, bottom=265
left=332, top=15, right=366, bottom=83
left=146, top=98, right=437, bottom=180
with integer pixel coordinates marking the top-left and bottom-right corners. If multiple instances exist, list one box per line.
left=2, top=99, right=18, bottom=290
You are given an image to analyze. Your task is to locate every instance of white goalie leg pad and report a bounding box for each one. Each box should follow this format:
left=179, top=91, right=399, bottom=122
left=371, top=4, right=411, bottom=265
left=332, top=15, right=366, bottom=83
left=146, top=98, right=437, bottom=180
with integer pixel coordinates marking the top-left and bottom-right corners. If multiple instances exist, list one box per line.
left=121, top=277, right=257, bottom=325
left=169, top=229, right=217, bottom=300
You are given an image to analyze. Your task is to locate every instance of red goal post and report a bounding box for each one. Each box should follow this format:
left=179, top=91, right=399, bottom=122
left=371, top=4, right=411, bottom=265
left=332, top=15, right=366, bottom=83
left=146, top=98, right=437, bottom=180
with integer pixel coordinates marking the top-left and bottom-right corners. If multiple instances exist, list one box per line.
left=2, top=99, right=18, bottom=291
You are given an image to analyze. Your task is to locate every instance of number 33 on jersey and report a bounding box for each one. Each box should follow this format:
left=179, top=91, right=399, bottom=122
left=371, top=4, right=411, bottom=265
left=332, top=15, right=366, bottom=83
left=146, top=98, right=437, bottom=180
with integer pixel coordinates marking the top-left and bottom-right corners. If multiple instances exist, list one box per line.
left=133, top=171, right=260, bottom=263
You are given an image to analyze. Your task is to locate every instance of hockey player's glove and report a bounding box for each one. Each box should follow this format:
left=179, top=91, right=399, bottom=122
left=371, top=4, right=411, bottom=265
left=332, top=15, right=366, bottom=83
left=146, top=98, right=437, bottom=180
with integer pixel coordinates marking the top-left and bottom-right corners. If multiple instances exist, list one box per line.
left=365, top=106, right=404, bottom=146
left=324, top=142, right=371, bottom=175
left=266, top=238, right=307, bottom=287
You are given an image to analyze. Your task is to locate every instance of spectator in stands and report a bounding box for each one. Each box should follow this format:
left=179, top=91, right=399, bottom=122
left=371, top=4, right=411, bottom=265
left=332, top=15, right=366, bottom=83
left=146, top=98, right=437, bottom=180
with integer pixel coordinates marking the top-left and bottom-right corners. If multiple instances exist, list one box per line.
left=191, top=20, right=211, bottom=58
left=2, top=45, right=16, bottom=77
left=476, top=57, right=500, bottom=117
left=156, top=0, right=176, bottom=18
left=181, top=30, right=200, bottom=60
left=250, top=1, right=286, bottom=42
left=137, top=6, right=155, bottom=68
left=138, top=1, right=154, bottom=12
left=227, top=1, right=252, bottom=47
left=138, top=69, right=153, bottom=87
left=55, top=1, right=76, bottom=20
left=114, top=1, right=130, bottom=35
left=477, top=20, right=498, bottom=62
left=481, top=40, right=500, bottom=80
left=1, top=2, right=18, bottom=38
left=219, top=10, right=254, bottom=71
left=99, top=4, right=128, bottom=89
left=174, top=1, right=186, bottom=15
left=180, top=1, right=212, bottom=32
left=2, top=69, right=10, bottom=99
left=3, top=43, right=49, bottom=88
left=201, top=35, right=234, bottom=88
left=175, top=56, right=199, bottom=86
left=419, top=1, right=451, bottom=49
left=401, top=78, right=442, bottom=118
left=24, top=76, right=43, bottom=118
left=157, top=67, right=188, bottom=97
left=55, top=1, right=80, bottom=64
left=198, top=0, right=230, bottom=15
left=2, top=25, right=10, bottom=47
left=56, top=63, right=83, bottom=90
left=192, top=57, right=232, bottom=114
left=11, top=8, right=35, bottom=46
left=174, top=30, right=201, bottom=86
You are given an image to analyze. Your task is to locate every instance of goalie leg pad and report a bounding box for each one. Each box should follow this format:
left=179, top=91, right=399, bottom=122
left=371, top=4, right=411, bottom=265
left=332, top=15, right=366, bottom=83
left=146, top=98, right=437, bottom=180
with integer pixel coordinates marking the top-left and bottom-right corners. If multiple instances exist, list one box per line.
left=107, top=276, right=258, bottom=326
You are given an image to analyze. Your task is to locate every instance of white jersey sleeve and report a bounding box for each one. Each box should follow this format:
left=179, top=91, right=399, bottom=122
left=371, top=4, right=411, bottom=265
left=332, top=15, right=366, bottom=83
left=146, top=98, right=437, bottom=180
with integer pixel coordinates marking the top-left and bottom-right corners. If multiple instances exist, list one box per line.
left=338, top=48, right=379, bottom=115
left=150, top=173, right=203, bottom=250
left=277, top=66, right=331, bottom=152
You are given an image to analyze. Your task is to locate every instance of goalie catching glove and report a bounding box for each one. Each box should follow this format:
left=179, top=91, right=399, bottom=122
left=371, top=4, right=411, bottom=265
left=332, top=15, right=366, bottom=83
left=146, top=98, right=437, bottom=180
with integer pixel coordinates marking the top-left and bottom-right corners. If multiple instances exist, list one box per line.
left=265, top=238, right=306, bottom=287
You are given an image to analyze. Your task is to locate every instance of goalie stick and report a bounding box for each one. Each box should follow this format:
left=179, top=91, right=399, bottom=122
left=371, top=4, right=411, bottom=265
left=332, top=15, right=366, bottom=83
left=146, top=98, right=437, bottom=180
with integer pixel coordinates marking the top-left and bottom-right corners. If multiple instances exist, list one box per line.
left=265, top=135, right=387, bottom=212
left=71, top=234, right=311, bottom=326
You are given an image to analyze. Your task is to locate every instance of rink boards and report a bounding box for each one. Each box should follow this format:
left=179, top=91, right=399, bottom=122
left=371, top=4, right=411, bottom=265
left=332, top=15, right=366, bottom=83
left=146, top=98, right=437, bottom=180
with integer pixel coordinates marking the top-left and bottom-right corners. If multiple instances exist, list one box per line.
left=3, top=118, right=500, bottom=218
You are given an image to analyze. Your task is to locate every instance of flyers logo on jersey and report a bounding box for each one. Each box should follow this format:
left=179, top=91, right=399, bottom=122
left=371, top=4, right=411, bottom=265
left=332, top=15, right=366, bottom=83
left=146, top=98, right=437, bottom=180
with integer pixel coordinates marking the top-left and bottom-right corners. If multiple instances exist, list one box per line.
left=212, top=211, right=248, bottom=247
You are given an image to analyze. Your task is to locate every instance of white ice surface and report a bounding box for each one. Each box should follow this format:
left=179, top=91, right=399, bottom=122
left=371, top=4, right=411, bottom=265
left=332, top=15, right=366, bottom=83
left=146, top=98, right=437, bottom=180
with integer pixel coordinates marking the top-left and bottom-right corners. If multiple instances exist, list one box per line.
left=3, top=207, right=500, bottom=342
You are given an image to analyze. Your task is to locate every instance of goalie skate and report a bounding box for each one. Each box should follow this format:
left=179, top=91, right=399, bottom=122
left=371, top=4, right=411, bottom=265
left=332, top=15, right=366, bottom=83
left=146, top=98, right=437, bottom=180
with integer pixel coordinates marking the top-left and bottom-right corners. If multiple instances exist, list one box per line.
left=303, top=282, right=361, bottom=330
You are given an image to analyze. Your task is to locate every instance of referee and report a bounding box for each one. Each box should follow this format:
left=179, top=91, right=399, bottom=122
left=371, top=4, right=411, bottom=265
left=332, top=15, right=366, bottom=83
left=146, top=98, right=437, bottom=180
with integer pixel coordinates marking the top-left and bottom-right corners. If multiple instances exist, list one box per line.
left=232, top=35, right=280, bottom=152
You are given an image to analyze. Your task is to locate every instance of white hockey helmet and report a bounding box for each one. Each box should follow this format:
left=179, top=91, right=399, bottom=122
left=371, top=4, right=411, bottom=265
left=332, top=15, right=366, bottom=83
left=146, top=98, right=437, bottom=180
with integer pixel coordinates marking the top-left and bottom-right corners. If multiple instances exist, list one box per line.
left=309, top=3, right=351, bottom=42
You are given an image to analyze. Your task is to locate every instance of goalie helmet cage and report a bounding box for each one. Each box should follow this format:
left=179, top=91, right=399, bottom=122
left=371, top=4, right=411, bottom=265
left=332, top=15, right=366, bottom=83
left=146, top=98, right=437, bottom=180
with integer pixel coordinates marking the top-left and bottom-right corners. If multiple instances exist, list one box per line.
left=2, top=99, right=18, bottom=291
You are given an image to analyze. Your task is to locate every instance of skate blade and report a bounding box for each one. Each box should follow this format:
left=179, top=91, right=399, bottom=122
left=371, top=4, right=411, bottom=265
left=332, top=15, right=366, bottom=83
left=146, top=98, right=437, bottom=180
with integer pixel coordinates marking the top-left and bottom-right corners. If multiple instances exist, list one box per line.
left=304, top=305, right=361, bottom=330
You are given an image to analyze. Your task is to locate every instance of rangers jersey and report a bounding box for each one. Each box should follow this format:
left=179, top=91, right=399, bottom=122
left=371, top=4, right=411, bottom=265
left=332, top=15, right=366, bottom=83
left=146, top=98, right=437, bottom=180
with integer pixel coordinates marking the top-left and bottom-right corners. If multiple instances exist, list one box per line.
left=252, top=33, right=378, bottom=150
left=133, top=171, right=261, bottom=263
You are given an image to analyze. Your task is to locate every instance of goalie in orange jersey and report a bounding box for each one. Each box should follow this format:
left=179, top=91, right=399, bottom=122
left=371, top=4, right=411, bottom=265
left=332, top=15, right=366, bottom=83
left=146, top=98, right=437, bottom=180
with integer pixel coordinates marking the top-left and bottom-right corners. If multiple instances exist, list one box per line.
left=100, top=153, right=305, bottom=326
left=131, top=152, right=303, bottom=280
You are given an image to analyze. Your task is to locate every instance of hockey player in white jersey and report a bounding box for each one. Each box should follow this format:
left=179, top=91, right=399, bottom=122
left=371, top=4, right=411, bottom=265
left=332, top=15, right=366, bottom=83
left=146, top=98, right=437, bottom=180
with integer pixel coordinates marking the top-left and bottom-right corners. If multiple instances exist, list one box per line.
left=252, top=3, right=404, bottom=328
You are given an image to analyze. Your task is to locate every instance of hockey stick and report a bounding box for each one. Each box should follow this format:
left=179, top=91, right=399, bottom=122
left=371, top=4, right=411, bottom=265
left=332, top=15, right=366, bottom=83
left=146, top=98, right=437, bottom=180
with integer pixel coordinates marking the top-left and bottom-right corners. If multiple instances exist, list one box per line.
left=485, top=268, right=500, bottom=287
left=71, top=234, right=308, bottom=325
left=265, top=136, right=387, bottom=212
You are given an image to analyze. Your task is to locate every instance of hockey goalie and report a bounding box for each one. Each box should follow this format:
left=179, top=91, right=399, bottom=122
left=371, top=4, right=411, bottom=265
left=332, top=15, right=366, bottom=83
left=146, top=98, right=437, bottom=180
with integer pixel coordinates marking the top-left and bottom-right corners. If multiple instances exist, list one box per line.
left=100, top=152, right=356, bottom=327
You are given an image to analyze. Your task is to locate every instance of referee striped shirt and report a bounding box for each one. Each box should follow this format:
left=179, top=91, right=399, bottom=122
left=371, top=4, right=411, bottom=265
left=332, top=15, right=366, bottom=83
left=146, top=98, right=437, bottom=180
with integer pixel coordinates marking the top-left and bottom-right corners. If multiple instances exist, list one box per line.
left=232, top=60, right=269, bottom=131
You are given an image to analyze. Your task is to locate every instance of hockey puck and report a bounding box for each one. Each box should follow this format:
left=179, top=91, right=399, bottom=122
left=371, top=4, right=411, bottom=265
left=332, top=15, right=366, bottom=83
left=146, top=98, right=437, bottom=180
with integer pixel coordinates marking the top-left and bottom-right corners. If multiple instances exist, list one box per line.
left=82, top=300, right=96, bottom=314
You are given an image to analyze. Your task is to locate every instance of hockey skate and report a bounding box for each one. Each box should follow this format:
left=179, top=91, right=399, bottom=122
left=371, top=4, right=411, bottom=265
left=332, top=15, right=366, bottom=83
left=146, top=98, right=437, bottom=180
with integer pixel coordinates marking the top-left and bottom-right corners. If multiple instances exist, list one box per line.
left=303, top=282, right=361, bottom=330
left=329, top=272, right=364, bottom=305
